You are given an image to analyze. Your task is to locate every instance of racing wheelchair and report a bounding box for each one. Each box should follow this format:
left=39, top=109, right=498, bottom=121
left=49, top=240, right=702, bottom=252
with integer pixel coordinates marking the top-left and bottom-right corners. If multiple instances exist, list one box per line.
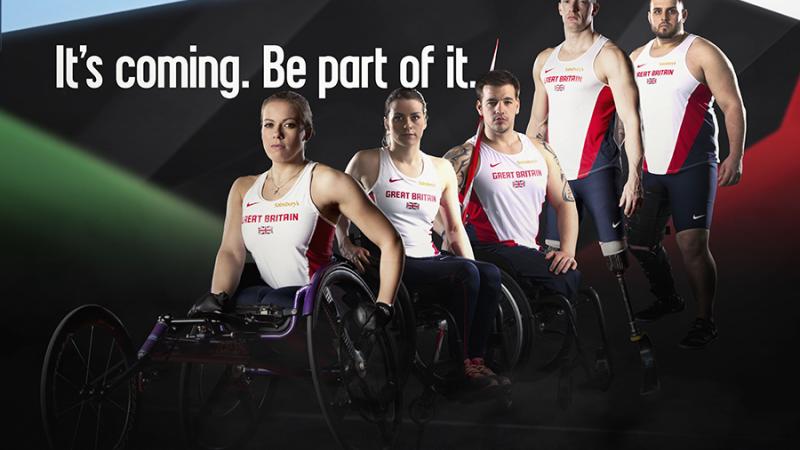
left=40, top=261, right=402, bottom=450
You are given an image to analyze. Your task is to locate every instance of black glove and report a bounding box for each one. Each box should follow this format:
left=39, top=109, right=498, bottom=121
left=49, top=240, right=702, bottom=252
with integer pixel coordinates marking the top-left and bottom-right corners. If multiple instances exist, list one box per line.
left=188, top=292, right=230, bottom=317
left=374, top=302, right=394, bottom=328
left=349, top=301, right=394, bottom=336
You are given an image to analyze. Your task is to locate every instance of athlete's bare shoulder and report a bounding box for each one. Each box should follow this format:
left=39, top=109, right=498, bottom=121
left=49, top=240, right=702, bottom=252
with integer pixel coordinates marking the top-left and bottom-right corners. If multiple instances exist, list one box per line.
left=598, top=39, right=629, bottom=63
left=352, top=148, right=381, bottom=163
left=687, top=35, right=728, bottom=61
left=429, top=154, right=458, bottom=178
left=310, top=162, right=362, bottom=206
left=442, top=141, right=475, bottom=188
left=630, top=44, right=648, bottom=61
left=533, top=47, right=556, bottom=72
left=442, top=141, right=474, bottom=166
left=309, top=162, right=342, bottom=182
left=686, top=35, right=733, bottom=83
left=529, top=135, right=556, bottom=161
left=232, top=175, right=258, bottom=197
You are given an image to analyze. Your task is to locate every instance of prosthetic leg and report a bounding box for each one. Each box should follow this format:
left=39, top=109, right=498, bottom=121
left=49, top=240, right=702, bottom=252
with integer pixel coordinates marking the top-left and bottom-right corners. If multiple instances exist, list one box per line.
left=606, top=249, right=660, bottom=395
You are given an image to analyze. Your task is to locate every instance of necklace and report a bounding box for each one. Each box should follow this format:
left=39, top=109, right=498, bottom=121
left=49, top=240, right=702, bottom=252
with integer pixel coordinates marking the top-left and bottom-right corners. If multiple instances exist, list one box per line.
left=267, top=164, right=306, bottom=195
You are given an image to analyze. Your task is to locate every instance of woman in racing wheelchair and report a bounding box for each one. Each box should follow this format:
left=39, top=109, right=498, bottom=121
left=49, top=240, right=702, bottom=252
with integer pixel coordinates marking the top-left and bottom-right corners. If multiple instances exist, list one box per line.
left=335, top=88, right=509, bottom=395
left=41, top=91, right=407, bottom=450
left=180, top=90, right=406, bottom=449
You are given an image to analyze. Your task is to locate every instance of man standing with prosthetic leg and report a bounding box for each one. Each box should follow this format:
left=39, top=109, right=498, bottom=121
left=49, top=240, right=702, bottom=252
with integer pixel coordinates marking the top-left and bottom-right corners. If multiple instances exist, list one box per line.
left=628, top=0, right=746, bottom=349
left=526, top=0, right=658, bottom=393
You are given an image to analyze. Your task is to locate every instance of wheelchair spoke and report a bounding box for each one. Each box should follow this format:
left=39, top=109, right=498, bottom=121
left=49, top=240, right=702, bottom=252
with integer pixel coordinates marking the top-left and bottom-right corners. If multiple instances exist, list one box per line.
left=85, top=326, right=95, bottom=385
left=56, top=399, right=88, bottom=419
left=101, top=337, right=117, bottom=386
left=103, top=395, right=127, bottom=414
left=55, top=370, right=82, bottom=392
left=69, top=401, right=86, bottom=450
left=93, top=402, right=103, bottom=450
left=69, top=336, right=90, bottom=374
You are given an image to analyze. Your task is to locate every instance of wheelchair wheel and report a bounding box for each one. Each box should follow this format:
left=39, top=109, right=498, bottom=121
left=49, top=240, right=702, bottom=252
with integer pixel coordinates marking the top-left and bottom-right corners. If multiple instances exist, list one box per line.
left=41, top=304, right=137, bottom=450
left=362, top=262, right=416, bottom=387
left=307, top=264, right=401, bottom=450
left=529, top=294, right=575, bottom=376
left=178, top=363, right=275, bottom=450
left=412, top=303, right=464, bottom=390
left=484, top=270, right=533, bottom=374
left=571, top=287, right=613, bottom=390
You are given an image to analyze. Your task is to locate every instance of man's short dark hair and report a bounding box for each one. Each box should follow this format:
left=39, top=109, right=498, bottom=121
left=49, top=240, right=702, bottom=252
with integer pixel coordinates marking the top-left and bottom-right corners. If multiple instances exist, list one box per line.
left=475, top=70, right=521, bottom=100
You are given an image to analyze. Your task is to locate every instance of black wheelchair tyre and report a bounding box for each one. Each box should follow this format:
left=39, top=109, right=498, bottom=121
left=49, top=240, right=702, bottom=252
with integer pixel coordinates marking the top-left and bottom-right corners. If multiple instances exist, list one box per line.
left=307, top=263, right=402, bottom=450
left=485, top=270, right=534, bottom=374
left=529, top=294, right=576, bottom=376
left=41, top=304, right=137, bottom=450
left=178, top=362, right=276, bottom=450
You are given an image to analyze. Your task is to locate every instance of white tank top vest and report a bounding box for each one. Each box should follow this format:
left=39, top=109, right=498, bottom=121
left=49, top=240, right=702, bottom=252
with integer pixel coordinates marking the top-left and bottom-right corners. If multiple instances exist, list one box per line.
left=241, top=162, right=334, bottom=288
left=368, top=149, right=441, bottom=258
left=542, top=35, right=618, bottom=180
left=464, top=133, right=549, bottom=249
left=634, top=34, right=719, bottom=175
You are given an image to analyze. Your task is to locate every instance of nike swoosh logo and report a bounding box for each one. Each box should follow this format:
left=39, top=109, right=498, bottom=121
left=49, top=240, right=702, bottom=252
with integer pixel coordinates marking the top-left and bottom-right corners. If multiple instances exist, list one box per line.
left=692, top=214, right=706, bottom=220
left=637, top=64, right=646, bottom=68
left=490, top=163, right=501, bottom=168
left=389, top=177, right=402, bottom=183
left=544, top=68, right=555, bottom=74
left=246, top=202, right=260, bottom=207
left=612, top=221, right=621, bottom=229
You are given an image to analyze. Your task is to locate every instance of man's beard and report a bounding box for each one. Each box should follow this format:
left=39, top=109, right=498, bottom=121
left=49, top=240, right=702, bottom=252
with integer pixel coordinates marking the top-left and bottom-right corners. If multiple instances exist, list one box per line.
left=653, top=23, right=680, bottom=39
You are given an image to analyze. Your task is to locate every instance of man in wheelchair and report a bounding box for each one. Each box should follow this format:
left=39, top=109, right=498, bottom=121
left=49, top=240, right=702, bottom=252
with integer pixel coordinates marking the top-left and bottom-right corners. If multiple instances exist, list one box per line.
left=443, top=70, right=581, bottom=300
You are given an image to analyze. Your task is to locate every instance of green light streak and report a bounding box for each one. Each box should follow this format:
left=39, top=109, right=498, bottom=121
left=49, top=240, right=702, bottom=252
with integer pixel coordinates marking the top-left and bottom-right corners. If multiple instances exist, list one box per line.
left=0, top=110, right=222, bottom=300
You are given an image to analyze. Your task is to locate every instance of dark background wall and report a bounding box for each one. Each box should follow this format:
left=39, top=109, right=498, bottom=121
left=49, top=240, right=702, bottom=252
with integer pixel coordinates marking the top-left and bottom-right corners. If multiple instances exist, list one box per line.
left=2, top=0, right=799, bottom=448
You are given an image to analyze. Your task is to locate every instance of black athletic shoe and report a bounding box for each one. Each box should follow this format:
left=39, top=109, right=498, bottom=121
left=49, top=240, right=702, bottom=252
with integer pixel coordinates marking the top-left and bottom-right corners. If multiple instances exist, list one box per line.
left=679, top=318, right=718, bottom=349
left=634, top=294, right=685, bottom=322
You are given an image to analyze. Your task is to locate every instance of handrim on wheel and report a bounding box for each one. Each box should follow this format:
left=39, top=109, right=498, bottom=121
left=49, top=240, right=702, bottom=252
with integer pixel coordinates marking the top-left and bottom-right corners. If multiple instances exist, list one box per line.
left=307, top=263, right=401, bottom=450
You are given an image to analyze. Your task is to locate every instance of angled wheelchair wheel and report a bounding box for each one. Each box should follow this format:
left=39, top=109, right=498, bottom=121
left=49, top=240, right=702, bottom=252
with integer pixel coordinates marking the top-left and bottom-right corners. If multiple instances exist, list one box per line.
left=571, top=287, right=613, bottom=390
left=307, top=263, right=401, bottom=450
left=362, top=263, right=416, bottom=387
left=485, top=270, right=533, bottom=374
left=412, top=304, right=464, bottom=390
left=178, top=362, right=275, bottom=450
left=529, top=294, right=575, bottom=376
left=41, top=304, right=137, bottom=450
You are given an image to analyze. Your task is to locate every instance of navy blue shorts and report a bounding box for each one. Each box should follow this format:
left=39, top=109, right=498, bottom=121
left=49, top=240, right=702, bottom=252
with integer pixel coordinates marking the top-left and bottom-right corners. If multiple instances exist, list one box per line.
left=630, top=164, right=718, bottom=237
left=233, top=284, right=299, bottom=309
left=545, top=168, right=624, bottom=244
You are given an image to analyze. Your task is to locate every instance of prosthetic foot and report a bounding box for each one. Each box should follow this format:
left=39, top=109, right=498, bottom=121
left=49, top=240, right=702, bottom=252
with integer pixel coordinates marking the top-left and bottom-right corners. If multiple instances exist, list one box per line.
left=607, top=251, right=660, bottom=395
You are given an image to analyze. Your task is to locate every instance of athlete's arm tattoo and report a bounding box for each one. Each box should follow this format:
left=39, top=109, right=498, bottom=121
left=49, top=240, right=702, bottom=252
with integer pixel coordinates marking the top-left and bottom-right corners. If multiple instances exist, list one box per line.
left=533, top=117, right=548, bottom=142
left=443, top=143, right=474, bottom=191
left=537, top=137, right=575, bottom=203
left=561, top=175, right=575, bottom=203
